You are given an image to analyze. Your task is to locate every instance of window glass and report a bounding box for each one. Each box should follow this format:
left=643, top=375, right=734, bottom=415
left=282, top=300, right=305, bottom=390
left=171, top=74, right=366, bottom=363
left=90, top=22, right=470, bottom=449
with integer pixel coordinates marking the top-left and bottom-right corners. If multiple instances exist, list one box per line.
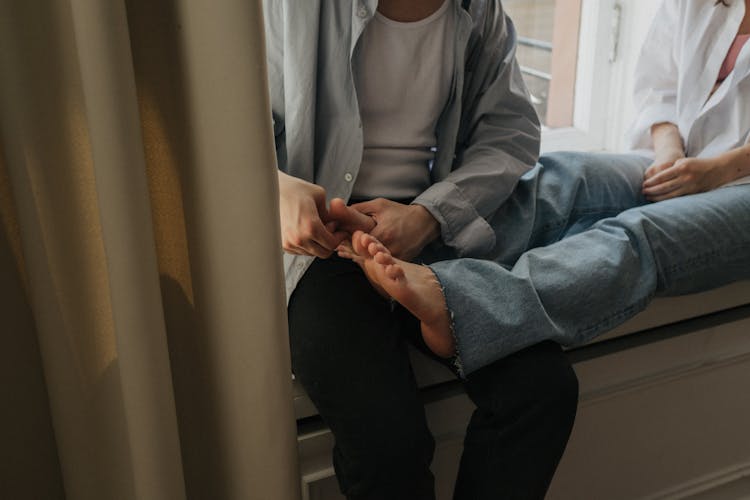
left=504, top=0, right=582, bottom=129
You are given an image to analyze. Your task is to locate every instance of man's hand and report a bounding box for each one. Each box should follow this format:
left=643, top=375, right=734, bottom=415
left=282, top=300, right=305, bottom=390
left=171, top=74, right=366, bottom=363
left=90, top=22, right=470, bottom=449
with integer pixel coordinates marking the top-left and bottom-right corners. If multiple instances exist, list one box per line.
left=328, top=198, right=377, bottom=235
left=350, top=198, right=440, bottom=261
left=278, top=171, right=345, bottom=258
left=643, top=157, right=728, bottom=201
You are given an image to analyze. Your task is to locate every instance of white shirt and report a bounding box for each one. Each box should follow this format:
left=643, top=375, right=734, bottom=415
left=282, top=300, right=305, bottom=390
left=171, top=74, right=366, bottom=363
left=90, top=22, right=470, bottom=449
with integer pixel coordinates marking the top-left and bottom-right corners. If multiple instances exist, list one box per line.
left=351, top=1, right=455, bottom=200
left=626, top=0, right=750, bottom=187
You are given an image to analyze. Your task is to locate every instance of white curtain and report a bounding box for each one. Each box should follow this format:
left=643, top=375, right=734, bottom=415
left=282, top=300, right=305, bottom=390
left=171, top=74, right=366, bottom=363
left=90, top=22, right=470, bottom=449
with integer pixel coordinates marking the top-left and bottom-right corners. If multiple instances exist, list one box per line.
left=0, top=0, right=299, bottom=498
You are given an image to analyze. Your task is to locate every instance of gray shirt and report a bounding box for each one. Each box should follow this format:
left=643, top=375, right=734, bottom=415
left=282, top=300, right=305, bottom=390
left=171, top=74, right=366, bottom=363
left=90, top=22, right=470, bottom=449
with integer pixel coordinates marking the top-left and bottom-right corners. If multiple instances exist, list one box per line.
left=263, top=0, right=541, bottom=299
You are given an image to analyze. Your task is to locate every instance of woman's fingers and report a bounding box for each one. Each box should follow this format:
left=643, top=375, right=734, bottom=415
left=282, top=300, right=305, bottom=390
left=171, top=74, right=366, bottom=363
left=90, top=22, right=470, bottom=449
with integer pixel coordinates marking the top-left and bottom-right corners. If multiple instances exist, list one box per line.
left=643, top=163, right=681, bottom=187
left=643, top=176, right=683, bottom=196
left=644, top=160, right=677, bottom=180
left=646, top=185, right=690, bottom=202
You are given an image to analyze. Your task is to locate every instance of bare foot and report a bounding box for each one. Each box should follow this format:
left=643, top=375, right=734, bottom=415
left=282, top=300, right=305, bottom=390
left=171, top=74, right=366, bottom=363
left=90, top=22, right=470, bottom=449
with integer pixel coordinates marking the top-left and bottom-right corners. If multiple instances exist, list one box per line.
left=340, top=231, right=456, bottom=358
left=327, top=198, right=376, bottom=234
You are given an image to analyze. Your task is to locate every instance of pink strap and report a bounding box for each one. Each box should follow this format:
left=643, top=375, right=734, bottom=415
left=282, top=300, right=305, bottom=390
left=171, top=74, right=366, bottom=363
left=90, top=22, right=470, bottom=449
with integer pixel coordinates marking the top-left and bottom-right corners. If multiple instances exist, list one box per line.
left=718, top=34, right=750, bottom=82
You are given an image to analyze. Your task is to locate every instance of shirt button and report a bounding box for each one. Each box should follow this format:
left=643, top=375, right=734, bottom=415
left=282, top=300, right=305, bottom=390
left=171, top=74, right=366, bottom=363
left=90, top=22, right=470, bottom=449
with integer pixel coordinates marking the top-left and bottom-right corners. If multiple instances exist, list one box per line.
left=344, top=173, right=353, bottom=182
left=357, top=6, right=368, bottom=18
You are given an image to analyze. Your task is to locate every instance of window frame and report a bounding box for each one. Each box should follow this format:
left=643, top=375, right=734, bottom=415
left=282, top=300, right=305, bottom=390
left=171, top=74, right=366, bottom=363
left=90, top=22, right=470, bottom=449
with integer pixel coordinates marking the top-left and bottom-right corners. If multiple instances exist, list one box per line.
left=539, top=0, right=620, bottom=154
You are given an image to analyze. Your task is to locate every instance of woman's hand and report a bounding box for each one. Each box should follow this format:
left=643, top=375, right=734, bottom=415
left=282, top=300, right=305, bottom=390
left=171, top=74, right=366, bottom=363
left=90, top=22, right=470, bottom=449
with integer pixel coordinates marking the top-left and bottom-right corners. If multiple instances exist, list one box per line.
left=642, top=156, right=729, bottom=201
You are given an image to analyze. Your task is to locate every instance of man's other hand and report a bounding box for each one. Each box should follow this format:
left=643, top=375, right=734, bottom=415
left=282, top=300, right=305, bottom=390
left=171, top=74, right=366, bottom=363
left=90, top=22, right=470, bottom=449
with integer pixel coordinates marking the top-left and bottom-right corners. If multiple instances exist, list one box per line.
left=350, top=198, right=440, bottom=261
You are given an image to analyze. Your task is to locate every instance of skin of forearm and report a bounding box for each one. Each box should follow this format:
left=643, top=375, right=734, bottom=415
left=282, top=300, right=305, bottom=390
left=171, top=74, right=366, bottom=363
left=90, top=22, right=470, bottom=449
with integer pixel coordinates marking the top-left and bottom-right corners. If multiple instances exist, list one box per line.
left=650, top=122, right=684, bottom=158
left=411, top=203, right=441, bottom=246
left=715, top=143, right=750, bottom=184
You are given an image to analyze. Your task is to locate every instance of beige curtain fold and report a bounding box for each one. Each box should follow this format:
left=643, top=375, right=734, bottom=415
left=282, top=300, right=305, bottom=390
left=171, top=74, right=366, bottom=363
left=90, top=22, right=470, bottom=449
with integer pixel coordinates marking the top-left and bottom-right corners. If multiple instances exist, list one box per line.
left=0, top=0, right=299, bottom=498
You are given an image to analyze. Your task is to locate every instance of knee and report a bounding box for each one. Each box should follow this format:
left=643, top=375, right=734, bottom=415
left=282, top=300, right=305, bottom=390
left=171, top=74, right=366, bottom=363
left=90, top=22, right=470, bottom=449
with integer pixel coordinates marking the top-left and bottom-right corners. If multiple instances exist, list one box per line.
left=467, top=342, right=579, bottom=425
left=598, top=209, right=659, bottom=252
left=536, top=152, right=607, bottom=208
left=540, top=151, right=642, bottom=198
left=538, top=151, right=593, bottom=184
left=532, top=352, right=579, bottom=427
left=518, top=346, right=578, bottom=426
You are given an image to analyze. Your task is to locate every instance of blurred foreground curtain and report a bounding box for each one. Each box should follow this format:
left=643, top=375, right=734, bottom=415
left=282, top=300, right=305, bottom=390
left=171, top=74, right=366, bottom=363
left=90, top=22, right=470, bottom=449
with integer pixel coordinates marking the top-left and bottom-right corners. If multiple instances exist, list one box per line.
left=0, top=0, right=300, bottom=498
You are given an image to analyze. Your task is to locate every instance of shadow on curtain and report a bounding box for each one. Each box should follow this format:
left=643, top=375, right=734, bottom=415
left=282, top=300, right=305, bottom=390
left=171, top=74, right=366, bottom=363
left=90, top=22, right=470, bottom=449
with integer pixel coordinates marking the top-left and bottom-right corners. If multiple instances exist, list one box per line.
left=0, top=0, right=299, bottom=498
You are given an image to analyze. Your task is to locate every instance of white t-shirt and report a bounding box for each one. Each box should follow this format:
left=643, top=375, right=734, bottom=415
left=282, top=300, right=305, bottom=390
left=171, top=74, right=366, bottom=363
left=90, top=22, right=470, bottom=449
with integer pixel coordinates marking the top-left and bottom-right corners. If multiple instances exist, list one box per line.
left=351, top=0, right=455, bottom=200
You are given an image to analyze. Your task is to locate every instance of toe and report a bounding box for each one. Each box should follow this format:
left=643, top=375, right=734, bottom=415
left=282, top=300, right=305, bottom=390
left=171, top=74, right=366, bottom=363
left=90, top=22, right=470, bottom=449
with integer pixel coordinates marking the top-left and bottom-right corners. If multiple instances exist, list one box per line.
left=367, top=241, right=382, bottom=257
left=351, top=231, right=367, bottom=254
left=374, top=251, right=394, bottom=266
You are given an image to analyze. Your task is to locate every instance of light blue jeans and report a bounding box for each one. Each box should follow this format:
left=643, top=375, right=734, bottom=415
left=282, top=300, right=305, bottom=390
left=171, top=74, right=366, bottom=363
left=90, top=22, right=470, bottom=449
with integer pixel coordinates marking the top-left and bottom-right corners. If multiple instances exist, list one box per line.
left=430, top=152, right=750, bottom=376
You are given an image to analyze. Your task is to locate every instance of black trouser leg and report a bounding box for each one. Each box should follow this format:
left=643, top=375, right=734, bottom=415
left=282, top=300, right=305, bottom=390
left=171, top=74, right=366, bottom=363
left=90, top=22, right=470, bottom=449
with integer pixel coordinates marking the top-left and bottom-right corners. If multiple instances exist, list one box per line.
left=288, top=257, right=436, bottom=500
left=454, top=341, right=579, bottom=500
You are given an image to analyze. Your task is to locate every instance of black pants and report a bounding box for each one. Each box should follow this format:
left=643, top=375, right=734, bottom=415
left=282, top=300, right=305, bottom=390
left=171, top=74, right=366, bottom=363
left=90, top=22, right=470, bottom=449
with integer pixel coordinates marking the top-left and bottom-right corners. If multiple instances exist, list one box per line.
left=289, top=257, right=579, bottom=500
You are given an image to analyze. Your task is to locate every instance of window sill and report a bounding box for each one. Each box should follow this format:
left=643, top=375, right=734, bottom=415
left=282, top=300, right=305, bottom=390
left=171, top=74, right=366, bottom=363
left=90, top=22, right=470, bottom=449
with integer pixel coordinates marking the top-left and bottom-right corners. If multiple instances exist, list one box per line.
left=540, top=126, right=604, bottom=154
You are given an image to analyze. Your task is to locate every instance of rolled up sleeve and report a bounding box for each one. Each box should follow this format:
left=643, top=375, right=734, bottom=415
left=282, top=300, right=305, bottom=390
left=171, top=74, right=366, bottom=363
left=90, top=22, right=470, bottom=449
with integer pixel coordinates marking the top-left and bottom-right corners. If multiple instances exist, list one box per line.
left=414, top=11, right=539, bottom=256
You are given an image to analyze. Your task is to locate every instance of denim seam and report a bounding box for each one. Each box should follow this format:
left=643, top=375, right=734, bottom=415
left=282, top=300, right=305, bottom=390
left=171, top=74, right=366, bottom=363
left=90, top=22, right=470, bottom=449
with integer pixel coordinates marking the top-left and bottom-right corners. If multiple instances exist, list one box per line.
left=659, top=243, right=750, bottom=289
left=661, top=243, right=750, bottom=274
left=533, top=207, right=631, bottom=239
left=577, top=293, right=654, bottom=340
left=577, top=242, right=750, bottom=339
left=428, top=265, right=465, bottom=379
